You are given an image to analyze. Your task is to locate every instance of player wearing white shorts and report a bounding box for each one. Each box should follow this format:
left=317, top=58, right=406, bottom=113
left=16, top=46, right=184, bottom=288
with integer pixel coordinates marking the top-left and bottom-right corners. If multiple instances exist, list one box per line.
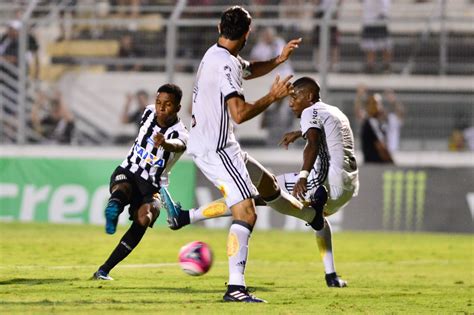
left=165, top=6, right=308, bottom=303
left=162, top=77, right=358, bottom=288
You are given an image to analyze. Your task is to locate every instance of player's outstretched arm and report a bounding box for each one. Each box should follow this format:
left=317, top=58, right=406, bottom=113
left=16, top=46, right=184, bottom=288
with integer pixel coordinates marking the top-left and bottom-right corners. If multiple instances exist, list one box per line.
left=153, top=133, right=186, bottom=153
left=279, top=130, right=303, bottom=149
left=245, top=38, right=301, bottom=80
left=228, top=74, right=293, bottom=124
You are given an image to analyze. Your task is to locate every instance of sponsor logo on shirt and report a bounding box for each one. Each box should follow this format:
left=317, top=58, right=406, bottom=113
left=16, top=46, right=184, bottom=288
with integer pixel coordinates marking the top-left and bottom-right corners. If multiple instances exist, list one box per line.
left=224, top=65, right=236, bottom=90
left=134, top=142, right=165, bottom=167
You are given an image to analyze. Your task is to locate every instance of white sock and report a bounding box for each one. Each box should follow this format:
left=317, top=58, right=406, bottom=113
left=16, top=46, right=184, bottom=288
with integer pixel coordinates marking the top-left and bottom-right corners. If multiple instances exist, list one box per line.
left=227, top=222, right=251, bottom=287
left=266, top=190, right=316, bottom=223
left=316, top=219, right=336, bottom=274
left=189, top=198, right=232, bottom=224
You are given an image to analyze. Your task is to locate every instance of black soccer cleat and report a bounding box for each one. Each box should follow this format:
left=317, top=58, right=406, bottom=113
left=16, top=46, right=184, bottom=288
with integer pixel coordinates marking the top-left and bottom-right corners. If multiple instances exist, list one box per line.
left=223, top=285, right=267, bottom=303
left=325, top=272, right=347, bottom=288
left=307, top=186, right=328, bottom=231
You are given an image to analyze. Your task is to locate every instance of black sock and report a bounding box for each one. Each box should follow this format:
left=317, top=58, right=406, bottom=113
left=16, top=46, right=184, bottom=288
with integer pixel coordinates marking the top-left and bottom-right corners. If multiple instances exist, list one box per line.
left=179, top=210, right=190, bottom=226
left=109, top=189, right=128, bottom=207
left=99, top=222, right=147, bottom=273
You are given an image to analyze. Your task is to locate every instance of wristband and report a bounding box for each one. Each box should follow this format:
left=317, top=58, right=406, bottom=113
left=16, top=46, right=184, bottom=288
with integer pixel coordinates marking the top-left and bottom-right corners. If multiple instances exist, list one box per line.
left=298, top=170, right=309, bottom=179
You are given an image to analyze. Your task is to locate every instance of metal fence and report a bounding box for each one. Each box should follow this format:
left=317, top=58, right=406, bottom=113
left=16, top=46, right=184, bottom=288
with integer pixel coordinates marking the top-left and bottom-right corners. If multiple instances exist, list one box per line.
left=0, top=0, right=473, bottom=149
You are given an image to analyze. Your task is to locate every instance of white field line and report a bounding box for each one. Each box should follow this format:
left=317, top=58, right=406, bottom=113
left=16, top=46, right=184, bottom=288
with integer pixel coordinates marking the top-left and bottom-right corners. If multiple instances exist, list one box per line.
left=0, top=259, right=466, bottom=270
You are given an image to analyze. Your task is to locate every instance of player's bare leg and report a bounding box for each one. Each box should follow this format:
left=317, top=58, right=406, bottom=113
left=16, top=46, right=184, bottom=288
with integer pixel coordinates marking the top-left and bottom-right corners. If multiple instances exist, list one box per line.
left=316, top=218, right=347, bottom=287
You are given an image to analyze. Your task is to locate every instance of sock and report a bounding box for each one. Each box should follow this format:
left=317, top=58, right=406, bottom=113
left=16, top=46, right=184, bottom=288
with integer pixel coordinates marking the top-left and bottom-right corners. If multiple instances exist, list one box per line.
left=109, top=189, right=128, bottom=207
left=265, top=189, right=316, bottom=223
left=99, top=222, right=147, bottom=273
left=227, top=220, right=252, bottom=287
left=315, top=219, right=336, bottom=274
left=189, top=198, right=231, bottom=224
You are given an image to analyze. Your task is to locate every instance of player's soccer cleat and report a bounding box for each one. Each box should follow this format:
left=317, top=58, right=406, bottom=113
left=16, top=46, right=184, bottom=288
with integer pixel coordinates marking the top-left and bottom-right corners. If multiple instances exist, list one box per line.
left=160, top=187, right=186, bottom=230
left=325, top=272, right=347, bottom=288
left=307, top=185, right=328, bottom=231
left=105, top=200, right=123, bottom=234
left=92, top=270, right=114, bottom=281
left=223, top=285, right=267, bottom=303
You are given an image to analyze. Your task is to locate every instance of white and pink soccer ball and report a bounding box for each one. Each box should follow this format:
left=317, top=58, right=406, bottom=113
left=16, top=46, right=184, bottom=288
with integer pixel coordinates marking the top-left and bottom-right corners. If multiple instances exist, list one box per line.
left=178, top=241, right=213, bottom=276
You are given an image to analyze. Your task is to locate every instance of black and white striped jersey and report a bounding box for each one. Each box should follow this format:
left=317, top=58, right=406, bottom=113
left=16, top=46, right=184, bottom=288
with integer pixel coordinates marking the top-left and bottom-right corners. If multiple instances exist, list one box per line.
left=120, top=105, right=188, bottom=188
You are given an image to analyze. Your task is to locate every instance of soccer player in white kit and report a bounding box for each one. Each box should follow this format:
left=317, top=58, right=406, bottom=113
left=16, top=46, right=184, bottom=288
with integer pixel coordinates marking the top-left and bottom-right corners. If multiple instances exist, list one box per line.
left=163, top=76, right=359, bottom=288
left=279, top=76, right=359, bottom=287
left=171, top=6, right=307, bottom=303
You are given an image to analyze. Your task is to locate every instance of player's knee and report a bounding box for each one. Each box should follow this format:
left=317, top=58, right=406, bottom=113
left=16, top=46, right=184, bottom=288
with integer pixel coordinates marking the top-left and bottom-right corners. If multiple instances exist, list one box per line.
left=136, top=214, right=149, bottom=227
left=136, top=204, right=154, bottom=227
left=248, top=211, right=257, bottom=226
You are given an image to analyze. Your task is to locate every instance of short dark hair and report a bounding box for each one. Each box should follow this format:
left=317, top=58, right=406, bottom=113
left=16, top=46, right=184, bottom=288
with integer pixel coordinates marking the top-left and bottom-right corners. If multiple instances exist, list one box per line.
left=219, top=6, right=252, bottom=40
left=293, top=77, right=321, bottom=102
left=157, top=83, right=182, bottom=105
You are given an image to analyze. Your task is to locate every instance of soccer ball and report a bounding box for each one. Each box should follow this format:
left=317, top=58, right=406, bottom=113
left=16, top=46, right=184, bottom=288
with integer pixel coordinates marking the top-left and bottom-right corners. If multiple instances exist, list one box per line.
left=178, top=241, right=213, bottom=276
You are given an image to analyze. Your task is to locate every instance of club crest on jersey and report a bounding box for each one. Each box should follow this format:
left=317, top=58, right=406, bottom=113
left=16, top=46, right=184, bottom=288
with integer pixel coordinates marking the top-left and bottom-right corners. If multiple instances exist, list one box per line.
left=134, top=143, right=165, bottom=167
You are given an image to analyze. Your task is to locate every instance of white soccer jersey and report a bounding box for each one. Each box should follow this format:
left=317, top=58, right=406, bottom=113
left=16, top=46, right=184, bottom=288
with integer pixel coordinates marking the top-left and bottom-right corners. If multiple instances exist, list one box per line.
left=187, top=44, right=249, bottom=156
left=300, top=101, right=359, bottom=197
left=120, top=104, right=188, bottom=188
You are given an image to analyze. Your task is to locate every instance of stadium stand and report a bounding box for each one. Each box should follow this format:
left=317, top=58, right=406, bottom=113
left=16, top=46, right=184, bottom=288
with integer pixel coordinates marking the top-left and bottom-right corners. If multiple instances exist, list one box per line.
left=0, top=0, right=473, bottom=148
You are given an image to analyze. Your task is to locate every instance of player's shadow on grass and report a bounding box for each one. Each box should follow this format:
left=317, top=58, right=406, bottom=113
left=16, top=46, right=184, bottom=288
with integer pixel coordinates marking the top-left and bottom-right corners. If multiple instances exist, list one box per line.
left=0, top=278, right=73, bottom=285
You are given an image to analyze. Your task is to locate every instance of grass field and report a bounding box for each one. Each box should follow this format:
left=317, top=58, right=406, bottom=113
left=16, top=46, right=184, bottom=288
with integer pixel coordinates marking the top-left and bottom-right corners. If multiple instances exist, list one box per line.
left=0, top=222, right=472, bottom=314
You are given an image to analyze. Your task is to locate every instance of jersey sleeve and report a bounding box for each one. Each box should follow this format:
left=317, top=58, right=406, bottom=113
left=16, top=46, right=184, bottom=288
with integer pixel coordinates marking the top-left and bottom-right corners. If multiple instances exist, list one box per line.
left=237, top=55, right=252, bottom=79
left=300, top=107, right=323, bottom=138
left=139, top=105, right=154, bottom=126
left=219, top=58, right=245, bottom=103
left=167, top=122, right=189, bottom=148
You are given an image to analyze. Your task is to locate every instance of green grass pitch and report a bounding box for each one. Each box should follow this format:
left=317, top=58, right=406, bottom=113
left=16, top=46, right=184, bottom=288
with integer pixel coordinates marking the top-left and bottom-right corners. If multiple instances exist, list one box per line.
left=0, top=222, right=472, bottom=314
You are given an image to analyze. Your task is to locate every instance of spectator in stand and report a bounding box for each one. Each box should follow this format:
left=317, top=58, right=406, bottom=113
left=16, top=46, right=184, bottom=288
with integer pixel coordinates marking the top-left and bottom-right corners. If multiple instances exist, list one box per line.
left=121, top=90, right=149, bottom=128
left=383, top=89, right=405, bottom=152
left=360, top=93, right=394, bottom=163
left=463, top=126, right=474, bottom=151
left=354, top=84, right=404, bottom=153
left=31, top=90, right=75, bottom=144
left=279, top=0, right=313, bottom=39
left=111, top=0, right=141, bottom=18
left=360, top=0, right=393, bottom=73
left=313, top=0, right=342, bottom=72
left=0, top=20, right=40, bottom=119
left=113, top=34, right=144, bottom=71
left=250, top=27, right=295, bottom=146
left=448, top=128, right=466, bottom=151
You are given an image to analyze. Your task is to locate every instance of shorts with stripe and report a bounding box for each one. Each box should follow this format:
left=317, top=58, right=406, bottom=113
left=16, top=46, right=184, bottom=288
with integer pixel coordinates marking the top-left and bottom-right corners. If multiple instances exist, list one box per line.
left=192, top=149, right=257, bottom=208
left=276, top=170, right=355, bottom=217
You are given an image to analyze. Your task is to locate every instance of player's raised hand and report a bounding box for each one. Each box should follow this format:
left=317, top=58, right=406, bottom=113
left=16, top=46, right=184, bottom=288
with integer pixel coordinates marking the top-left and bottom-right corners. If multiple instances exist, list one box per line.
left=153, top=132, right=165, bottom=147
left=270, top=74, right=294, bottom=100
left=279, top=131, right=302, bottom=149
left=277, top=38, right=302, bottom=64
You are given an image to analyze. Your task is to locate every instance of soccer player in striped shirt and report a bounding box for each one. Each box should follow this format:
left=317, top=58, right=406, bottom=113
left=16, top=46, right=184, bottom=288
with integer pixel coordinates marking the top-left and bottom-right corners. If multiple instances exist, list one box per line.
left=93, top=83, right=188, bottom=280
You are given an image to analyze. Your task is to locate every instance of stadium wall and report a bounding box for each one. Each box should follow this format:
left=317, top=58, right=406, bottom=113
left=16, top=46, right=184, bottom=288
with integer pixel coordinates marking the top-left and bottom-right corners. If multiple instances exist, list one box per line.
left=1, top=146, right=472, bottom=233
